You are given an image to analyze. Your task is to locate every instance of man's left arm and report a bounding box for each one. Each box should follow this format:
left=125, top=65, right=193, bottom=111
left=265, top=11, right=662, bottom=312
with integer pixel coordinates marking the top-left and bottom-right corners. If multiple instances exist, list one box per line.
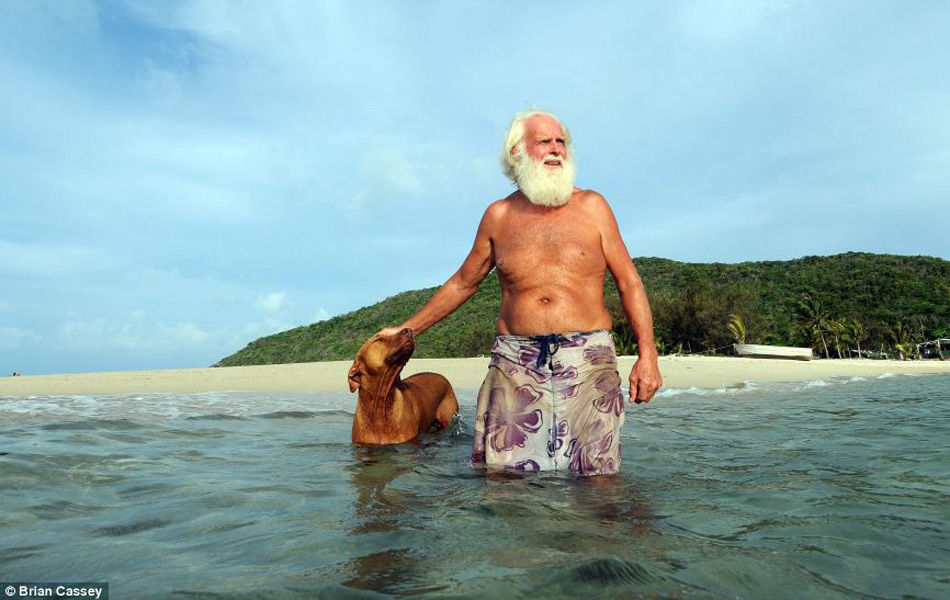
left=593, top=193, right=663, bottom=403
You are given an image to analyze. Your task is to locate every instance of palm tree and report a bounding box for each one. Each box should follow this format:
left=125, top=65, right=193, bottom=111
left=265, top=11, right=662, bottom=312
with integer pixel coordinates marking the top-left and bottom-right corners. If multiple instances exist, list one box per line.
left=889, top=322, right=915, bottom=360
left=726, top=313, right=747, bottom=344
left=827, top=319, right=845, bottom=359
left=794, top=292, right=830, bottom=358
left=844, top=319, right=866, bottom=358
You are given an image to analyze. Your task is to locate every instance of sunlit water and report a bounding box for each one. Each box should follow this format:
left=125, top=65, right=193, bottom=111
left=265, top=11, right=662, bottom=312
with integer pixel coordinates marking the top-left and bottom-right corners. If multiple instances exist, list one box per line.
left=2, top=374, right=948, bottom=599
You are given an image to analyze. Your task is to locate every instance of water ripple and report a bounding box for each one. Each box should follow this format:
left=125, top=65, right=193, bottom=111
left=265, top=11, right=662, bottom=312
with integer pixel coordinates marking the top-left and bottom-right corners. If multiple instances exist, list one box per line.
left=1, top=374, right=947, bottom=599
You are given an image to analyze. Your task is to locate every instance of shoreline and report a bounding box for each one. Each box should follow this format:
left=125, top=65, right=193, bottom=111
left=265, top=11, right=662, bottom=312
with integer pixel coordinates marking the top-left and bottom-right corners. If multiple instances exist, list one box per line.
left=2, top=355, right=949, bottom=397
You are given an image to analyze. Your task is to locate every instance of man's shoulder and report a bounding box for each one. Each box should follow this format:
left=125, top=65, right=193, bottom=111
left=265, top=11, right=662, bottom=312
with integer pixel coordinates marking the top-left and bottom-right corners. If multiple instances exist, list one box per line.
left=473, top=196, right=511, bottom=237
left=572, top=188, right=612, bottom=213
left=483, top=193, right=517, bottom=219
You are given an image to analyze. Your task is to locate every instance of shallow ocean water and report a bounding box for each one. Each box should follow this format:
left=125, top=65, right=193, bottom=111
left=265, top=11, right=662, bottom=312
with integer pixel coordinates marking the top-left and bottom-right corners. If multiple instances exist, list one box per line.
left=1, top=374, right=949, bottom=599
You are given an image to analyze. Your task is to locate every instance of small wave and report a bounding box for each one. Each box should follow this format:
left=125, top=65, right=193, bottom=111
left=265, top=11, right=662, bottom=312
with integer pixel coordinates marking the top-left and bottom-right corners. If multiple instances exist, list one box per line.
left=655, top=381, right=760, bottom=398
left=38, top=418, right=142, bottom=432
left=258, top=410, right=350, bottom=420
left=0, top=391, right=363, bottom=427
left=39, top=421, right=97, bottom=431
left=185, top=414, right=249, bottom=422
left=316, top=408, right=355, bottom=416
left=569, top=557, right=659, bottom=585
left=0, top=545, right=47, bottom=564
left=877, top=372, right=895, bottom=379
left=92, top=517, right=172, bottom=537
left=29, top=500, right=105, bottom=520
left=734, top=380, right=759, bottom=390
left=657, top=386, right=712, bottom=398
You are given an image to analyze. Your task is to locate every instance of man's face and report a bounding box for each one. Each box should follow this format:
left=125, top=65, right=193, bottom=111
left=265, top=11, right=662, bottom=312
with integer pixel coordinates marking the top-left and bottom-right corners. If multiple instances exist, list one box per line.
left=521, top=115, right=568, bottom=169
left=511, top=115, right=576, bottom=207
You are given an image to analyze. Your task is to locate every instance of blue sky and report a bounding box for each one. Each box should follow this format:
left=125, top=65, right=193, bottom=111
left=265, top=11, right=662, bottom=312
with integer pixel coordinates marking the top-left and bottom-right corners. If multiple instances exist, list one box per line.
left=2, top=1, right=948, bottom=375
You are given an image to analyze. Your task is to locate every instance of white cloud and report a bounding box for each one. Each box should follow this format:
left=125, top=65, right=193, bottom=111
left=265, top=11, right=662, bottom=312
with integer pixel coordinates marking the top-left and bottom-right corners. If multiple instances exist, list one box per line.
left=60, top=318, right=141, bottom=350
left=0, top=0, right=100, bottom=40
left=677, top=0, right=793, bottom=40
left=42, top=0, right=99, bottom=31
left=256, top=292, right=287, bottom=314
left=0, top=326, right=39, bottom=352
left=0, top=239, right=118, bottom=276
left=136, top=57, right=184, bottom=106
left=122, top=0, right=249, bottom=45
left=222, top=318, right=292, bottom=354
left=59, top=316, right=211, bottom=351
left=363, top=147, right=422, bottom=195
left=164, top=322, right=209, bottom=345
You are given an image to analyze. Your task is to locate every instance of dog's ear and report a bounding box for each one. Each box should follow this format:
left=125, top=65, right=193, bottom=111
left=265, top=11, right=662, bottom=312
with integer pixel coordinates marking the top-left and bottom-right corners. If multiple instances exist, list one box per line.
left=347, top=359, right=361, bottom=393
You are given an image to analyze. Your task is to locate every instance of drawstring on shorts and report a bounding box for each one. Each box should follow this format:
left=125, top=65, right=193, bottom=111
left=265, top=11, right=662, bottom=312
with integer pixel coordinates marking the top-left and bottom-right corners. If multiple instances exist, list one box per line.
left=531, top=334, right=566, bottom=370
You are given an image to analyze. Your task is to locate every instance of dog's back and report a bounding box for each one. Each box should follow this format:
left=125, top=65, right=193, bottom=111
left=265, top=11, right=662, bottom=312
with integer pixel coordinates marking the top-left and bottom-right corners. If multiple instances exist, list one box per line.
left=402, top=372, right=458, bottom=433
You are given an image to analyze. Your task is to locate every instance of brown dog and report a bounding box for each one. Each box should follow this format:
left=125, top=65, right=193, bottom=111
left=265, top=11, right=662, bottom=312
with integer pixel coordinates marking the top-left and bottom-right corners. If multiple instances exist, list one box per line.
left=348, top=328, right=459, bottom=444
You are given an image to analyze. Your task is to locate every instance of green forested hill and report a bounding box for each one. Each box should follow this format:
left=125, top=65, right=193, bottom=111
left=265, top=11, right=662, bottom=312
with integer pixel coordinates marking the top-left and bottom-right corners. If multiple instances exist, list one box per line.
left=215, top=252, right=950, bottom=366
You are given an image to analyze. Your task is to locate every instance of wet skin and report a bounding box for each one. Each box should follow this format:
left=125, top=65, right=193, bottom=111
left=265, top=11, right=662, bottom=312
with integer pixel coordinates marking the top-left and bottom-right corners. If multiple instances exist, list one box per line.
left=378, top=115, right=662, bottom=403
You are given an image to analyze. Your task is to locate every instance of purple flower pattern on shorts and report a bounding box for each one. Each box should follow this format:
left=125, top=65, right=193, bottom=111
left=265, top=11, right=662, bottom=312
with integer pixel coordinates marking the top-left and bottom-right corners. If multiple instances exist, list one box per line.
left=592, top=371, right=624, bottom=417
left=490, top=352, right=518, bottom=376
left=558, top=334, right=586, bottom=349
left=583, top=344, right=615, bottom=365
left=485, top=384, right=543, bottom=453
left=517, top=345, right=541, bottom=369
left=473, top=330, right=623, bottom=476
left=564, top=420, right=616, bottom=475
left=525, top=359, right=579, bottom=387
left=511, top=459, right=540, bottom=471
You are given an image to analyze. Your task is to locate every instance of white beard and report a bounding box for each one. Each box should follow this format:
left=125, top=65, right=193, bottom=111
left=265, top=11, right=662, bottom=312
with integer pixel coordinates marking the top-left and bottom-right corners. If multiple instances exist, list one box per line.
left=513, top=150, right=576, bottom=207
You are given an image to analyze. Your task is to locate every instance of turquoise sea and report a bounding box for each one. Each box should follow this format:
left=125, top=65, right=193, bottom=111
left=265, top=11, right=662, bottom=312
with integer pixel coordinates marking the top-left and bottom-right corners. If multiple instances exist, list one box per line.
left=2, top=373, right=948, bottom=599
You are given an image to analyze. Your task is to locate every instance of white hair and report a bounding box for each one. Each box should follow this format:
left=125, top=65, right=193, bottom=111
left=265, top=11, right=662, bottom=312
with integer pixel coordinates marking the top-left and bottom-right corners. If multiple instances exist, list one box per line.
left=500, top=110, right=573, bottom=182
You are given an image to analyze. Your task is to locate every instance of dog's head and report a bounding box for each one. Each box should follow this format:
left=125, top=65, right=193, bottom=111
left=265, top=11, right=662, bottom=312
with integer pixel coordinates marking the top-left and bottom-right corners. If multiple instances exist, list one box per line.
left=347, top=328, right=415, bottom=393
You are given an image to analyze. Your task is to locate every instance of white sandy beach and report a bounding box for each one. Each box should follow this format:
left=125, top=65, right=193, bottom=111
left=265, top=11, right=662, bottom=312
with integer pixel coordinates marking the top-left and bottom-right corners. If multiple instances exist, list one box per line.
left=2, top=356, right=949, bottom=397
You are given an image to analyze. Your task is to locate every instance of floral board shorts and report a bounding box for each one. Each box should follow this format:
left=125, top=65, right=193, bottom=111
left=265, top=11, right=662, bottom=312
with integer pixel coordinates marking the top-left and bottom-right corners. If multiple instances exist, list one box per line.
left=471, top=329, right=625, bottom=476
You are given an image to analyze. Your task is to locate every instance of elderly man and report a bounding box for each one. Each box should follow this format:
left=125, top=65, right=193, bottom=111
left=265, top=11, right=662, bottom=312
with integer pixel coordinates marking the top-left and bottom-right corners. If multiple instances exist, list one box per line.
left=376, top=110, right=662, bottom=475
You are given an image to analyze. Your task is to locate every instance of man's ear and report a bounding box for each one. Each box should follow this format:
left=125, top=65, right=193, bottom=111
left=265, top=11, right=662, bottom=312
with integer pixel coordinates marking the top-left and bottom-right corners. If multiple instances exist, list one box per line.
left=347, top=359, right=361, bottom=393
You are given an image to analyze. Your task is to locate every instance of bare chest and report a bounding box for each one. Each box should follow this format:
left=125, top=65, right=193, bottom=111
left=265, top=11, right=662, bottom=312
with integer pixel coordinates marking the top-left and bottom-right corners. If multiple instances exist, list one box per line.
left=492, top=209, right=605, bottom=280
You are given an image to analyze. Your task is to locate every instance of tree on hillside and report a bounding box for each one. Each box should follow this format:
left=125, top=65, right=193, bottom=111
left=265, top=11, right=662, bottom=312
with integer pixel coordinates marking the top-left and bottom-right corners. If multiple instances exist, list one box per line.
left=827, top=319, right=846, bottom=359
left=727, top=313, right=747, bottom=345
left=216, top=253, right=950, bottom=366
left=794, top=292, right=831, bottom=358
left=650, top=284, right=757, bottom=354
left=843, top=319, right=866, bottom=358
left=889, top=322, right=916, bottom=360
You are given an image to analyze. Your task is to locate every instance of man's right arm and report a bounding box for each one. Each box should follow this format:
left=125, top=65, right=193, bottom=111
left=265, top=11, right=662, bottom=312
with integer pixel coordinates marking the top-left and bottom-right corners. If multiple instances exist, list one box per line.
left=388, top=203, right=498, bottom=336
